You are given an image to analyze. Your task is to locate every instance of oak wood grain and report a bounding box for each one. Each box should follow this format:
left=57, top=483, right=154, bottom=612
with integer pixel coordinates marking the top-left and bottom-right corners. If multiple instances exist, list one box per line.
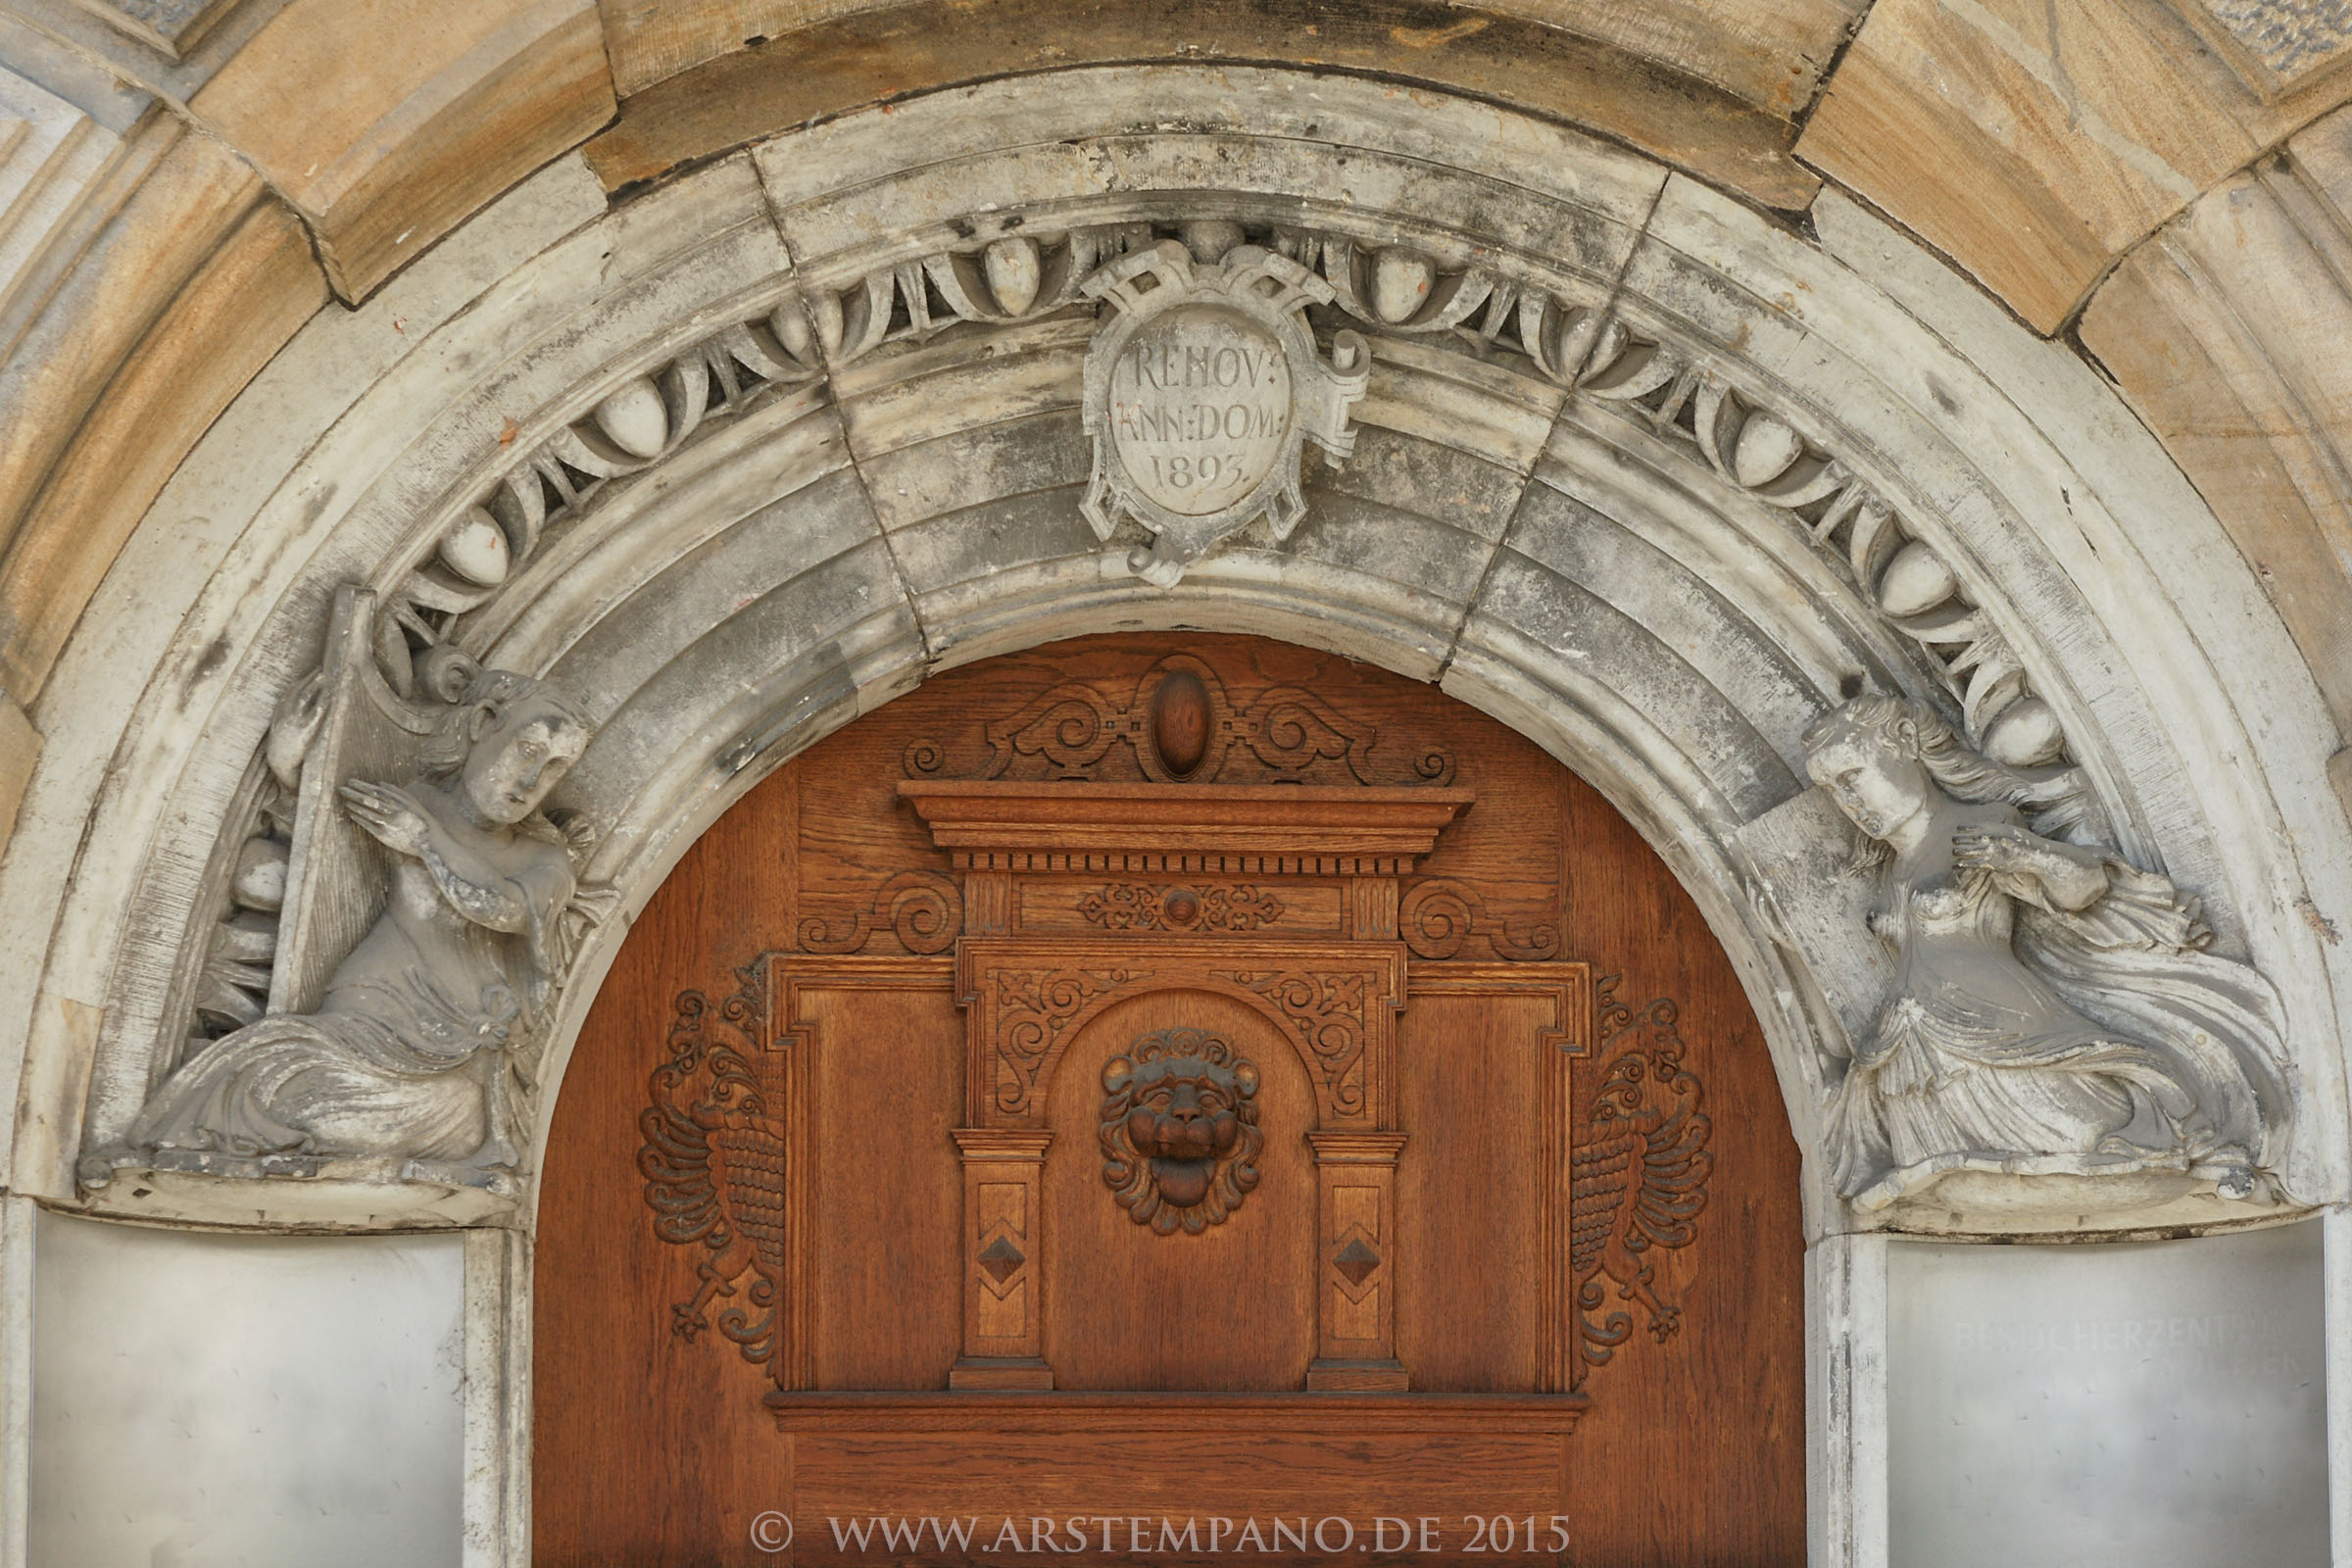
left=534, top=632, right=1802, bottom=1567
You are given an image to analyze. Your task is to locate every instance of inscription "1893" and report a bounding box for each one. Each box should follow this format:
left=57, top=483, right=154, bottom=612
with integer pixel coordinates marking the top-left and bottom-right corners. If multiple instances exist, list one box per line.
left=1108, top=304, right=1293, bottom=517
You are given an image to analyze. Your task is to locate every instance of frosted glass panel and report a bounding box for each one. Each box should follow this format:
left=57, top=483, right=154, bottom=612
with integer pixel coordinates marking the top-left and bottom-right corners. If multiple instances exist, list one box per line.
left=30, top=1211, right=464, bottom=1568
left=1888, top=1221, right=2327, bottom=1568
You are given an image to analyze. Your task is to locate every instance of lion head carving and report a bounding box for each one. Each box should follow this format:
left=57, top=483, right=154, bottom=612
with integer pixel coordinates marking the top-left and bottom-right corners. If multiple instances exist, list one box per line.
left=1099, top=1028, right=1263, bottom=1234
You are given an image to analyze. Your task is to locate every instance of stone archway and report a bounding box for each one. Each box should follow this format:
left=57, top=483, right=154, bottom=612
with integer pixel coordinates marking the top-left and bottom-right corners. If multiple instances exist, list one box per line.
left=4, top=62, right=2345, bottom=1568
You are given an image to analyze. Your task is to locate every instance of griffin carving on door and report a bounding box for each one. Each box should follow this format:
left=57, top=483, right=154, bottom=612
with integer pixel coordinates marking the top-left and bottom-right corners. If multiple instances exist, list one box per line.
left=1571, top=983, right=1715, bottom=1370
left=638, top=962, right=790, bottom=1371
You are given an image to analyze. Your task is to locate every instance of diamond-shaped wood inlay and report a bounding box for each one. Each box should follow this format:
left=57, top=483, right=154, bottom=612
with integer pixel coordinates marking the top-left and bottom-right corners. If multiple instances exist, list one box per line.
left=978, top=1235, right=1026, bottom=1284
left=1334, top=1237, right=1381, bottom=1287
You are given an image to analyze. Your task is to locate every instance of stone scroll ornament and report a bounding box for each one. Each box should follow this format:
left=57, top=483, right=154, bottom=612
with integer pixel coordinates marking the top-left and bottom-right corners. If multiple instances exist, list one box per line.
left=84, top=645, right=608, bottom=1194
left=1099, top=1028, right=1264, bottom=1235
left=1079, top=238, right=1369, bottom=587
left=1802, top=694, right=2295, bottom=1210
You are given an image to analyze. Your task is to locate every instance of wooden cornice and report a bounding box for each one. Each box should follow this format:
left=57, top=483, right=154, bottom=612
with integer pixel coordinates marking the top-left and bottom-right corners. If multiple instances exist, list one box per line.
left=896, top=780, right=1473, bottom=876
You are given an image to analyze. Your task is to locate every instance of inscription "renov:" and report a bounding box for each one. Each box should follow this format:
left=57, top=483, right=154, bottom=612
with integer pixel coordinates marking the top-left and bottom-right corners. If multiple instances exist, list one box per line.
left=1107, top=305, right=1293, bottom=518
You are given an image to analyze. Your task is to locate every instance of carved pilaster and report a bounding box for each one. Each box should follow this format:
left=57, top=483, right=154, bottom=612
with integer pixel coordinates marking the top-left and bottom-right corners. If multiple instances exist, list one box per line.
left=964, top=868, right=1013, bottom=936
left=1304, top=1129, right=1410, bottom=1390
left=950, top=1127, right=1055, bottom=1389
left=1347, top=875, right=1398, bottom=940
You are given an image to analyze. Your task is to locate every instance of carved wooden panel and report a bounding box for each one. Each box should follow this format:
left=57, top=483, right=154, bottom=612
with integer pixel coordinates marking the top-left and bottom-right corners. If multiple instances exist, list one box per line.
left=535, top=632, right=1803, bottom=1567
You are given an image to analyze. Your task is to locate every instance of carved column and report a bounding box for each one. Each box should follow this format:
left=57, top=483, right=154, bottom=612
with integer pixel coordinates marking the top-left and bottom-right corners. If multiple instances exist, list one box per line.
left=949, top=1127, right=1055, bottom=1389
left=1304, top=1129, right=1410, bottom=1390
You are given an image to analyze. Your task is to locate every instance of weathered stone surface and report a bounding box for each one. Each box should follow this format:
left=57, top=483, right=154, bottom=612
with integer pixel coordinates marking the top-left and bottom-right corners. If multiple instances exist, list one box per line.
left=1483, top=0, right=1865, bottom=115
left=599, top=0, right=861, bottom=96
left=0, top=118, right=270, bottom=701
left=1620, top=175, right=2241, bottom=927
left=1509, top=470, right=1822, bottom=772
left=478, top=386, right=851, bottom=664
left=0, top=689, right=34, bottom=851
left=2078, top=102, right=2352, bottom=742
left=2168, top=0, right=2352, bottom=101
left=188, top=0, right=615, bottom=300
left=1319, top=421, right=1531, bottom=548
left=1797, top=0, right=2352, bottom=331
left=36, top=158, right=782, bottom=1190
left=0, top=161, right=606, bottom=1083
left=0, top=198, right=325, bottom=705
left=1348, top=337, right=1563, bottom=494
left=65, top=0, right=249, bottom=56
left=750, top=64, right=1669, bottom=241
left=1736, top=786, right=1892, bottom=1052
left=0, top=0, right=283, bottom=104
left=593, top=0, right=1820, bottom=210
left=0, top=53, right=2342, bottom=1564
left=0, top=61, right=127, bottom=329
left=599, top=0, right=1865, bottom=114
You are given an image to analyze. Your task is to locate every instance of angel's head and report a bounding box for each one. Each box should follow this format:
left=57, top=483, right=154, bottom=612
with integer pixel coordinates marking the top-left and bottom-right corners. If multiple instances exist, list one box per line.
left=1804, top=690, right=2066, bottom=852
left=1802, top=694, right=1937, bottom=843
left=421, top=668, right=596, bottom=827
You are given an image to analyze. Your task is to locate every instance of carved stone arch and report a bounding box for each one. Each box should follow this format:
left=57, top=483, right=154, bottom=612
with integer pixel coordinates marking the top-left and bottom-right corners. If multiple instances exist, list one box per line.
left=18, top=65, right=2339, bottom=1257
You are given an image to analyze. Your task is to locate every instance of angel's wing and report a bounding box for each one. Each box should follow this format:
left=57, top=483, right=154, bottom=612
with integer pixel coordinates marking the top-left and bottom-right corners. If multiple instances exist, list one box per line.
left=270, top=587, right=446, bottom=1013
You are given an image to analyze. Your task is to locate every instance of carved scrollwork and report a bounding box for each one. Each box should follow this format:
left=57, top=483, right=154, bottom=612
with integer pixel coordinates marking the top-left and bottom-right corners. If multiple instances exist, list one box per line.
left=1571, top=979, right=1713, bottom=1374
left=971, top=680, right=1125, bottom=777
left=991, top=965, right=1146, bottom=1115
left=638, top=962, right=790, bottom=1370
left=797, top=869, right=963, bottom=956
left=906, top=652, right=1454, bottom=787
left=1399, top=878, right=1560, bottom=961
left=1099, top=1028, right=1264, bottom=1235
left=1077, top=883, right=1285, bottom=934
left=1216, top=968, right=1370, bottom=1117
left=1079, top=239, right=1369, bottom=586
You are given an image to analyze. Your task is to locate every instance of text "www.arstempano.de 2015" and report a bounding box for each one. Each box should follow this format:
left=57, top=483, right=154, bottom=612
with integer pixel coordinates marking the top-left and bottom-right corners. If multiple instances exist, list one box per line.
left=748, top=1514, right=1578, bottom=1555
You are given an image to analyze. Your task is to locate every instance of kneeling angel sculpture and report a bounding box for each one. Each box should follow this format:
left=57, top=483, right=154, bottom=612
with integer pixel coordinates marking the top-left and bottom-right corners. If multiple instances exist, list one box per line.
left=1802, top=694, right=2292, bottom=1209
left=106, top=663, right=599, bottom=1189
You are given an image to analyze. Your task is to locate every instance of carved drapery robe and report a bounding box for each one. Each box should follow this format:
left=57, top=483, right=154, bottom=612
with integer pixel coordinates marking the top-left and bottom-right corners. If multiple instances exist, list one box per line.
left=1833, top=817, right=2291, bottom=1205
left=129, top=820, right=576, bottom=1166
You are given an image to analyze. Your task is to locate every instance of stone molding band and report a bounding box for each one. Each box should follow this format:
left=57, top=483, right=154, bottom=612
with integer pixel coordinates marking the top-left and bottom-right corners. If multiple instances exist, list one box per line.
left=27, top=68, right=2339, bottom=1243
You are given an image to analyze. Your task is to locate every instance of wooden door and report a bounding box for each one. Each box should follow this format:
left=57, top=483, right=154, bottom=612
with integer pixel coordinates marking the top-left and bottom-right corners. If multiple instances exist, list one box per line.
left=534, top=634, right=1803, bottom=1566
